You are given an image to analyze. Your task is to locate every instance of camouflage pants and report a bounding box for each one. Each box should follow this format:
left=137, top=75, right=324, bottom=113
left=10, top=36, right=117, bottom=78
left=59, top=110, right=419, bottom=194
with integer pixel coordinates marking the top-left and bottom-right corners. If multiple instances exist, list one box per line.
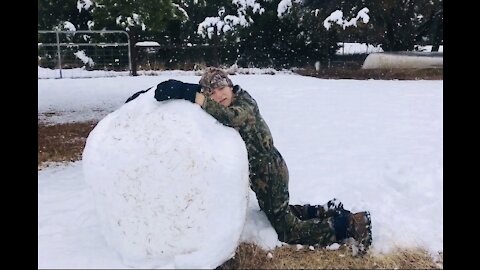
left=250, top=148, right=349, bottom=246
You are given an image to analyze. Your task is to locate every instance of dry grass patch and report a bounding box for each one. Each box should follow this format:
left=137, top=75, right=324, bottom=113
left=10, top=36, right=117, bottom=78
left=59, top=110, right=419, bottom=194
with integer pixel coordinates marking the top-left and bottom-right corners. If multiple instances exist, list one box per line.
left=295, top=68, right=443, bottom=80
left=218, top=243, right=442, bottom=269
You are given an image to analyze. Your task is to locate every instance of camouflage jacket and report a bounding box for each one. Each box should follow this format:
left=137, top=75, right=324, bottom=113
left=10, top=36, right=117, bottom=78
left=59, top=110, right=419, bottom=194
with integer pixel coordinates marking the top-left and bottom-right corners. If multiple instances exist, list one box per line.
left=202, top=85, right=276, bottom=173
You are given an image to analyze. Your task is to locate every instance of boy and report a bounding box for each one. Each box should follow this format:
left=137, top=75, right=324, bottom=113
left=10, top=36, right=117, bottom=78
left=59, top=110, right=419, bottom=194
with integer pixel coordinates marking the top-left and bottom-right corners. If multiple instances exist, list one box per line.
left=126, top=68, right=372, bottom=254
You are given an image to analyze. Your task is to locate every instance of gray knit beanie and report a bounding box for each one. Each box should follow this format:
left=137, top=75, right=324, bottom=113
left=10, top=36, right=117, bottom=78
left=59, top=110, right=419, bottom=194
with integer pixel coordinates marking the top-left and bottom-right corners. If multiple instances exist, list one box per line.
left=199, top=68, right=233, bottom=93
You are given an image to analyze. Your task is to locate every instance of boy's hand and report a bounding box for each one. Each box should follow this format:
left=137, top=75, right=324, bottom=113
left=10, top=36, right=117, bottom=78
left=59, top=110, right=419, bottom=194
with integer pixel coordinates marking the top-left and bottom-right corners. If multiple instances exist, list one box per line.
left=154, top=79, right=201, bottom=103
left=195, top=93, right=206, bottom=106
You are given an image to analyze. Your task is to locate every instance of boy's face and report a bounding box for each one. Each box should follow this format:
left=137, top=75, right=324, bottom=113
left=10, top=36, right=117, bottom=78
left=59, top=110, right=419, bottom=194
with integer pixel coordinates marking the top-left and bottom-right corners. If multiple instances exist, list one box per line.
left=208, top=86, right=234, bottom=107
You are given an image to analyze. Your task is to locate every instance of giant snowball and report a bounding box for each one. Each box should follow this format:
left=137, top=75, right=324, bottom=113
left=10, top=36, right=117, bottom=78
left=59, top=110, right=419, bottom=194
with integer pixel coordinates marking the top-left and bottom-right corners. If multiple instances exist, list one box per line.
left=82, top=89, right=250, bottom=268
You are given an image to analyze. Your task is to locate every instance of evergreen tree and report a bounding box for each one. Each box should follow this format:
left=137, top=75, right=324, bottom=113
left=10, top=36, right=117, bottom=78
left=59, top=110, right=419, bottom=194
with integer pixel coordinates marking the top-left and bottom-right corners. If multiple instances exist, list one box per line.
left=38, top=0, right=93, bottom=31
left=362, top=0, right=443, bottom=51
left=414, top=0, right=443, bottom=51
left=39, top=0, right=443, bottom=69
left=192, top=0, right=342, bottom=68
left=159, top=0, right=236, bottom=67
left=90, top=0, right=186, bottom=74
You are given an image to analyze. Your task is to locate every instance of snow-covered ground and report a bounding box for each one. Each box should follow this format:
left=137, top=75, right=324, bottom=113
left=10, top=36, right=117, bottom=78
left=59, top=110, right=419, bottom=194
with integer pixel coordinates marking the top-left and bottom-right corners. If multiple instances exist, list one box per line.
left=38, top=71, right=443, bottom=268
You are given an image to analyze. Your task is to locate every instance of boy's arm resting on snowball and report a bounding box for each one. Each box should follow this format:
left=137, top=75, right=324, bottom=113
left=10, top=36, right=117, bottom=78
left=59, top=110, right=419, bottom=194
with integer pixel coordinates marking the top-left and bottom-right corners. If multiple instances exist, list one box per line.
left=154, top=79, right=201, bottom=102
left=152, top=80, right=272, bottom=151
left=151, top=79, right=257, bottom=129
left=125, top=79, right=200, bottom=103
left=197, top=85, right=257, bottom=129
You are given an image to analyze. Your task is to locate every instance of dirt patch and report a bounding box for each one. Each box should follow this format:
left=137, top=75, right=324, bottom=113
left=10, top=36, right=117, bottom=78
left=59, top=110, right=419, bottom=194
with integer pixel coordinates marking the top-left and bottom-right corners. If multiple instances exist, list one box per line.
left=295, top=68, right=443, bottom=80
left=38, top=121, right=97, bottom=168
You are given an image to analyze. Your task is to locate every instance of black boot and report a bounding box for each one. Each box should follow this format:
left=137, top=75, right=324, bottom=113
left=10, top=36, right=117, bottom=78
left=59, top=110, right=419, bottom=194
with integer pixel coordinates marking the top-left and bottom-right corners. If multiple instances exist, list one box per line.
left=289, top=199, right=350, bottom=220
left=315, top=198, right=352, bottom=219
left=347, top=211, right=372, bottom=255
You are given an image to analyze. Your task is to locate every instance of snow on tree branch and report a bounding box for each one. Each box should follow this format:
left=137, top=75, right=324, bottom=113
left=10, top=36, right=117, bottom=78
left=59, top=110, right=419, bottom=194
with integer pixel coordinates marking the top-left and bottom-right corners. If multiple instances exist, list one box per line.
left=197, top=17, right=223, bottom=39
left=54, top=21, right=77, bottom=31
left=116, top=14, right=146, bottom=31
left=323, top=7, right=370, bottom=30
left=234, top=0, right=264, bottom=14
left=74, top=50, right=95, bottom=67
left=173, top=3, right=189, bottom=21
left=87, top=20, right=95, bottom=30
left=277, top=0, right=301, bottom=18
left=197, top=0, right=264, bottom=39
left=77, top=0, right=93, bottom=12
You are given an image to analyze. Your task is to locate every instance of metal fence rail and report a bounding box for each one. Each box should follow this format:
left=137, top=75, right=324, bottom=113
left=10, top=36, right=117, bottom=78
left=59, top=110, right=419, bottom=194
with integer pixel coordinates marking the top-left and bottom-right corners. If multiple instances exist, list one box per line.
left=38, top=30, right=132, bottom=79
